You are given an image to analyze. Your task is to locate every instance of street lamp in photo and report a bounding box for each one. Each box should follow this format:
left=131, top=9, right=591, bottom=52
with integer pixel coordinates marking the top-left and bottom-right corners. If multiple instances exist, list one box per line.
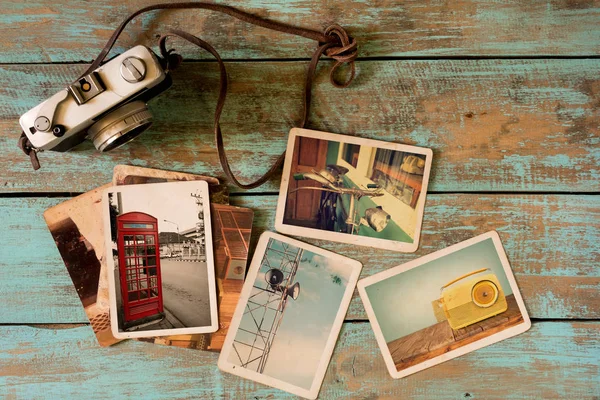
left=163, top=219, right=180, bottom=246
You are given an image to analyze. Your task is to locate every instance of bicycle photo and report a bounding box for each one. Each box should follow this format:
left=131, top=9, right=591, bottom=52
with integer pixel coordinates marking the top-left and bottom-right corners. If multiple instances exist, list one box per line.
left=276, top=129, right=433, bottom=252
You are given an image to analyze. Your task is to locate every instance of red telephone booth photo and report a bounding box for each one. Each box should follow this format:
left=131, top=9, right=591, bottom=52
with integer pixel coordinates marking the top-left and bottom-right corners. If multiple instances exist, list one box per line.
left=116, top=212, right=163, bottom=325
left=105, top=181, right=219, bottom=339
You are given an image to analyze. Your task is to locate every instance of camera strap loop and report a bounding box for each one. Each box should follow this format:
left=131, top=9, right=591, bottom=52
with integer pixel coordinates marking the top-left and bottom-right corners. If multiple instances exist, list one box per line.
left=17, top=132, right=41, bottom=170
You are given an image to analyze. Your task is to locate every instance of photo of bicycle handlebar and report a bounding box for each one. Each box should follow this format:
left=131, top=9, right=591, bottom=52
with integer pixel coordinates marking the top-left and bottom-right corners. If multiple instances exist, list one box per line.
left=292, top=165, right=391, bottom=235
left=276, top=129, right=433, bottom=252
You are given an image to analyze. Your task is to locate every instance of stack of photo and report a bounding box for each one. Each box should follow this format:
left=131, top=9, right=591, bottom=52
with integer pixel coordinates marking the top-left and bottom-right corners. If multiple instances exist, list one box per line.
left=45, top=166, right=254, bottom=350
left=43, top=129, right=532, bottom=400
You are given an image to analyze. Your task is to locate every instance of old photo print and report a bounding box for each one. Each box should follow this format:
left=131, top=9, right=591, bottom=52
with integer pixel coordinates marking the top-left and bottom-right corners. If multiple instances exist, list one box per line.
left=44, top=184, right=122, bottom=347
left=358, top=231, right=531, bottom=379
left=275, top=128, right=433, bottom=252
left=218, top=232, right=362, bottom=399
left=103, top=180, right=218, bottom=339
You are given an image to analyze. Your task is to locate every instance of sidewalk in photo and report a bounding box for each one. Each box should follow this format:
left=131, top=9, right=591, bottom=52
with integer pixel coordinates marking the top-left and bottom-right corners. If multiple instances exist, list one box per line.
left=128, top=306, right=186, bottom=332
left=161, top=307, right=186, bottom=329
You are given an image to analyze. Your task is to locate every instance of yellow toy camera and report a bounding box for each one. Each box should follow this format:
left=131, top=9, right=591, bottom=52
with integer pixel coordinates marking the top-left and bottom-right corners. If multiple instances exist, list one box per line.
left=439, top=268, right=507, bottom=330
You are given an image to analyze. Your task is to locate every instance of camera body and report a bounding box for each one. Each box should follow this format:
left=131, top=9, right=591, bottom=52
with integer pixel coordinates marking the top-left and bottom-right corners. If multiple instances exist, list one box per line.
left=439, top=269, right=507, bottom=330
left=19, top=45, right=171, bottom=153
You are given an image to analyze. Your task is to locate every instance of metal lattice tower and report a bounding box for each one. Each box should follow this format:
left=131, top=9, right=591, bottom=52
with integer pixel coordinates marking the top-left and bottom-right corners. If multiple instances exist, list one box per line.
left=231, top=239, right=303, bottom=373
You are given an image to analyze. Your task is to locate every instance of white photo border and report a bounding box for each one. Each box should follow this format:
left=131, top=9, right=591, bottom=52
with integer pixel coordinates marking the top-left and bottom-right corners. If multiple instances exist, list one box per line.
left=357, top=231, right=531, bottom=379
left=275, top=128, right=433, bottom=253
left=103, top=180, right=219, bottom=339
left=218, top=231, right=362, bottom=400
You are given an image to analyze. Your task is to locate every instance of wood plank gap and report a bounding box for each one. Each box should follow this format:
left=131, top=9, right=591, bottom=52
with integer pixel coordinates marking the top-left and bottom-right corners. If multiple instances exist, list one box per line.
left=529, top=318, right=600, bottom=323
left=1, top=323, right=88, bottom=329
left=426, top=191, right=600, bottom=195
left=4, top=319, right=597, bottom=329
left=0, top=192, right=83, bottom=198
left=343, top=317, right=600, bottom=323
left=0, top=191, right=598, bottom=199
left=3, top=55, right=600, bottom=67
left=173, top=55, right=600, bottom=62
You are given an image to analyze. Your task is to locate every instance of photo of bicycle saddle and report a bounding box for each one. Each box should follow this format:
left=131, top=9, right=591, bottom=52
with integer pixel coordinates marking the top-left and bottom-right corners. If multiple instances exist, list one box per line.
left=275, top=128, right=433, bottom=252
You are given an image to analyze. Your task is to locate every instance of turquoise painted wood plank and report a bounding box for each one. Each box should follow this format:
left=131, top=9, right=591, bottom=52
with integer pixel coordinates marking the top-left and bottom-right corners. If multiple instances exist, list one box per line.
left=0, top=322, right=598, bottom=399
left=0, top=59, right=598, bottom=193
left=1, top=0, right=600, bottom=63
left=0, top=194, right=597, bottom=324
left=231, top=194, right=600, bottom=321
left=0, top=198, right=86, bottom=324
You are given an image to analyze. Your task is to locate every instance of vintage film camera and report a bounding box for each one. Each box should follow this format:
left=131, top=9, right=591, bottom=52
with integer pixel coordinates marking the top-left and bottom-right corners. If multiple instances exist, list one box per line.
left=19, top=46, right=171, bottom=154
left=436, top=268, right=508, bottom=330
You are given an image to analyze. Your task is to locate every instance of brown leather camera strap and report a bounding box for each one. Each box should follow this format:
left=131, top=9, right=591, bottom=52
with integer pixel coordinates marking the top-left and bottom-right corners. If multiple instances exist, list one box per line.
left=20, top=2, right=358, bottom=189
left=157, top=26, right=354, bottom=189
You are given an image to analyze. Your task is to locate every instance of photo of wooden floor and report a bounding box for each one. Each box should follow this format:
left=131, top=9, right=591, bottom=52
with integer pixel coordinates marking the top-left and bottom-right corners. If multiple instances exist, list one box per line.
left=387, top=294, right=523, bottom=371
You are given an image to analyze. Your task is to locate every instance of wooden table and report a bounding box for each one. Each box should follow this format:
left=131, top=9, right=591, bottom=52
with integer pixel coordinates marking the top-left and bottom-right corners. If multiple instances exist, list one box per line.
left=1, top=1, right=598, bottom=398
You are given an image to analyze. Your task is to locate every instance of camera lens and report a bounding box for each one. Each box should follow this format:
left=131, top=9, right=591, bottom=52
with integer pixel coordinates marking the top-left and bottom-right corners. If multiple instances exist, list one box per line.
left=87, top=101, right=153, bottom=152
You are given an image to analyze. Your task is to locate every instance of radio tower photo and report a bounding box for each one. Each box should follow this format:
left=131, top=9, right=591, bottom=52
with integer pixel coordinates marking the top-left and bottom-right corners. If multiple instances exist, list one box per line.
left=231, top=239, right=303, bottom=373
left=224, top=234, right=356, bottom=390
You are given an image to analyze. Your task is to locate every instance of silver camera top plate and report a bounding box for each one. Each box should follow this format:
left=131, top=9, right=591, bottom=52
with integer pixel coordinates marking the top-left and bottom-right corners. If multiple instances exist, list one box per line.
left=19, top=45, right=167, bottom=151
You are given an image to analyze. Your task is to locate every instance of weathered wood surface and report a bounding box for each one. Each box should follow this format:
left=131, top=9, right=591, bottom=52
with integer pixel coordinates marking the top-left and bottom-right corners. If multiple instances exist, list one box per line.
left=0, top=322, right=598, bottom=399
left=1, top=1, right=599, bottom=398
left=1, top=194, right=597, bottom=324
left=2, top=0, right=600, bottom=63
left=1, top=59, right=599, bottom=193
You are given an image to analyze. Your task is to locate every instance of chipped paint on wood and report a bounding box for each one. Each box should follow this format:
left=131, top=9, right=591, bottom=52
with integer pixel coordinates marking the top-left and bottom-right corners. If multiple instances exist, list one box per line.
left=0, top=1, right=598, bottom=397
left=1, top=194, right=597, bottom=323
left=1, top=0, right=600, bottom=63
left=0, top=322, right=598, bottom=398
left=0, top=59, right=598, bottom=193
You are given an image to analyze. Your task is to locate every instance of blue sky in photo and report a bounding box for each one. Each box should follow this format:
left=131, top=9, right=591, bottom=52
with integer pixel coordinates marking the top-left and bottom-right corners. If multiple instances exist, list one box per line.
left=365, top=238, right=513, bottom=343
left=110, top=181, right=205, bottom=233
left=229, top=238, right=353, bottom=390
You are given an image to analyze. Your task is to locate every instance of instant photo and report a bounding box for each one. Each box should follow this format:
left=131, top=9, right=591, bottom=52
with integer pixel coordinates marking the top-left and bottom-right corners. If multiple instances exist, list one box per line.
left=103, top=181, right=218, bottom=339
left=218, top=232, right=361, bottom=399
left=112, top=165, right=253, bottom=351
left=275, top=128, right=433, bottom=252
left=358, top=231, right=531, bottom=379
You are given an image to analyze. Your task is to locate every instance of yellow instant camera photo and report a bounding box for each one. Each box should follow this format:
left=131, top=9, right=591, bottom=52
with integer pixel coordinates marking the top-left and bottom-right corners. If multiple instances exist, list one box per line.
left=439, top=268, right=507, bottom=330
